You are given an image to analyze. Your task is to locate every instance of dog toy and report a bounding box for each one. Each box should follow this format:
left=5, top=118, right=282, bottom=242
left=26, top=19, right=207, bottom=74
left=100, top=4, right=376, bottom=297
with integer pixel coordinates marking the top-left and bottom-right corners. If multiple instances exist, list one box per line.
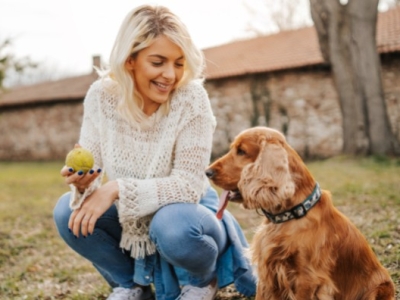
left=65, top=148, right=94, bottom=173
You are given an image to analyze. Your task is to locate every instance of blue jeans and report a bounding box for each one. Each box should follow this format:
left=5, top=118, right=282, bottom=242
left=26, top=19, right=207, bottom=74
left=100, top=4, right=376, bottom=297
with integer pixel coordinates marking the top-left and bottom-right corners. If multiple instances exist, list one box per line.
left=53, top=190, right=228, bottom=289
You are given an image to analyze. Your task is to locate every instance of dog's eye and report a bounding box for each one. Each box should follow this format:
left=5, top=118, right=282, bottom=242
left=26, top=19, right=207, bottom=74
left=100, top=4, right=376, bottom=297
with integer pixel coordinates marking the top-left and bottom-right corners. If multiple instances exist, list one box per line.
left=237, top=148, right=246, bottom=156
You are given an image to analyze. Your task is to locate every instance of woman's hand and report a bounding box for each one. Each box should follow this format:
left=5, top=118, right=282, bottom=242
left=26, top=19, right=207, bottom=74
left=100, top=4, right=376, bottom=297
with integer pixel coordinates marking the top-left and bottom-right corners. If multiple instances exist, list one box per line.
left=60, top=166, right=101, bottom=193
left=68, top=180, right=119, bottom=237
left=61, top=144, right=101, bottom=193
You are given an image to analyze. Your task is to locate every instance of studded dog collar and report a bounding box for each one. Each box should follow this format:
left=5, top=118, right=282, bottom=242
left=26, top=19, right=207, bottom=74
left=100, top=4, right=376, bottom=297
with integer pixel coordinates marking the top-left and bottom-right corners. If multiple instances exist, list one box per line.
left=261, top=183, right=322, bottom=224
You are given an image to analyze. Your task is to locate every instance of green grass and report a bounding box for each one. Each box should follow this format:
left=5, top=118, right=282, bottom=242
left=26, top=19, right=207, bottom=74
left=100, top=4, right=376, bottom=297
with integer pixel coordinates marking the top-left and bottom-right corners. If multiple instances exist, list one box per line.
left=0, top=157, right=399, bottom=299
left=0, top=162, right=110, bottom=300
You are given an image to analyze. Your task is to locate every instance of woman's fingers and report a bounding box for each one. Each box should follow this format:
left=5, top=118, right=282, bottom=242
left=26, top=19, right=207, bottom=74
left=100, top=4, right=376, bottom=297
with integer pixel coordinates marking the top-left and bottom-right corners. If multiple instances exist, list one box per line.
left=84, top=214, right=97, bottom=236
left=69, top=209, right=97, bottom=238
left=64, top=169, right=101, bottom=190
left=75, top=170, right=101, bottom=192
left=79, top=214, right=92, bottom=237
left=64, top=170, right=87, bottom=184
left=60, top=165, right=74, bottom=176
left=69, top=209, right=80, bottom=237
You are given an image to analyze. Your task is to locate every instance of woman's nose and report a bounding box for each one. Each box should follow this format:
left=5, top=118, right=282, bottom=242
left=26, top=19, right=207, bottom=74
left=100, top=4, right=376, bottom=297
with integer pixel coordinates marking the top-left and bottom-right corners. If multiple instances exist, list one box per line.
left=162, top=64, right=175, bottom=80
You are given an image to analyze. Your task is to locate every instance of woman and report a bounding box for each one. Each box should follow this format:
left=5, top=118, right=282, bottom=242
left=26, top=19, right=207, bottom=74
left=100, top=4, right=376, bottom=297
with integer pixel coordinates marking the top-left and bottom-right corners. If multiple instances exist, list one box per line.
left=53, top=5, right=256, bottom=300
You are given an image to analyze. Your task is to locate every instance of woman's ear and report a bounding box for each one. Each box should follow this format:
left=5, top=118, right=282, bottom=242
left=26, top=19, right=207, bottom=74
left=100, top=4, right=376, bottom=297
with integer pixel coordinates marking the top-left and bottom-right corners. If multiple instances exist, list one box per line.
left=238, top=140, right=295, bottom=210
left=125, top=56, right=135, bottom=70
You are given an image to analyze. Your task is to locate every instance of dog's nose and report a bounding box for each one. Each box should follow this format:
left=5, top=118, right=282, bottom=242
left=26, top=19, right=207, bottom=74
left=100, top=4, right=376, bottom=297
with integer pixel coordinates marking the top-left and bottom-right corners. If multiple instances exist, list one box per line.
left=205, top=168, right=215, bottom=179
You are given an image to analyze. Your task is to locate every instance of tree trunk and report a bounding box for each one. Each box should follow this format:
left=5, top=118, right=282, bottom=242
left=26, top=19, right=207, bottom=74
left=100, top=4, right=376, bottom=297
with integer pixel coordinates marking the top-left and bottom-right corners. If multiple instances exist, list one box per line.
left=310, top=0, right=399, bottom=155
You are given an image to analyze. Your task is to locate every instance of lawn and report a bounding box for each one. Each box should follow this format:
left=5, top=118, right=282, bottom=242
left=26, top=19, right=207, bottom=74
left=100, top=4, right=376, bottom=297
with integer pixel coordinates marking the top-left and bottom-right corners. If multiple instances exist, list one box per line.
left=0, top=156, right=399, bottom=299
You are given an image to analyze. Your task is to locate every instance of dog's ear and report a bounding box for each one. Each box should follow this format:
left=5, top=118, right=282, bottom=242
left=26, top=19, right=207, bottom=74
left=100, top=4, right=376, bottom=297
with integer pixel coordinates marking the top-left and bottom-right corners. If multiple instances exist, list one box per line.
left=238, top=140, right=295, bottom=210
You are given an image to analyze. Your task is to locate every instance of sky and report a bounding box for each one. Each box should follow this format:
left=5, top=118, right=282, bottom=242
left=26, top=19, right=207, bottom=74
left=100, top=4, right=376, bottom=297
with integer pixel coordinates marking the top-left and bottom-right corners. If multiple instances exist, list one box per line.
left=0, top=0, right=258, bottom=77
left=1, top=0, right=395, bottom=83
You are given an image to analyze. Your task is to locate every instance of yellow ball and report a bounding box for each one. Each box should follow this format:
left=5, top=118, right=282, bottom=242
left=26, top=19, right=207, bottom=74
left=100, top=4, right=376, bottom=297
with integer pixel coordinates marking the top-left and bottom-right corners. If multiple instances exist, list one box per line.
left=65, top=148, right=94, bottom=173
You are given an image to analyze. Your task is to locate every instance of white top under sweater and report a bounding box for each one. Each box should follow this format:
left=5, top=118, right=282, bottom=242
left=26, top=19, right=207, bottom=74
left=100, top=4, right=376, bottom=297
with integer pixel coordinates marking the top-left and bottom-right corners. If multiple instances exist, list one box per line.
left=69, top=78, right=216, bottom=259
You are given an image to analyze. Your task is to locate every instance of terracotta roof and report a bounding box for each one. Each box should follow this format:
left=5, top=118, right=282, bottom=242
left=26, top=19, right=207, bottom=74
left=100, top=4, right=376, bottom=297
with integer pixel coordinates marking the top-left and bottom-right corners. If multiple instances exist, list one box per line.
left=203, top=27, right=323, bottom=79
left=376, top=5, right=400, bottom=53
left=0, top=72, right=98, bottom=107
left=1, top=6, right=399, bottom=106
left=203, top=6, right=400, bottom=79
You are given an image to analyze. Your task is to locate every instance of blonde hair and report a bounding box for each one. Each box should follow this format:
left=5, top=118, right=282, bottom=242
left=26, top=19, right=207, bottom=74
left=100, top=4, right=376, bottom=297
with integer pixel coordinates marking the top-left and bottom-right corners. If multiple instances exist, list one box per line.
left=103, top=5, right=205, bottom=126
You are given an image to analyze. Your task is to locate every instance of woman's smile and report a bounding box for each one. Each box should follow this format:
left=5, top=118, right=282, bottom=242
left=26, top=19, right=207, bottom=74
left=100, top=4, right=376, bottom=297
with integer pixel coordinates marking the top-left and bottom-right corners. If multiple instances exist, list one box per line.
left=152, top=80, right=173, bottom=93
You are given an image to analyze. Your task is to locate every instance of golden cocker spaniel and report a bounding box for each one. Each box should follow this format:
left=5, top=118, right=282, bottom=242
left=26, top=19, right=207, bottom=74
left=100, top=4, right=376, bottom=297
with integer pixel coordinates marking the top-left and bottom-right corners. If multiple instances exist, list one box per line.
left=206, top=126, right=395, bottom=300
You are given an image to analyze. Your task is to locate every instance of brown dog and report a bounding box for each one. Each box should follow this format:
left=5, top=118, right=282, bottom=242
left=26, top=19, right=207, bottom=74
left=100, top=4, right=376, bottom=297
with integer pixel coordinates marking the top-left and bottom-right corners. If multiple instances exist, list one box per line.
left=206, top=126, right=395, bottom=300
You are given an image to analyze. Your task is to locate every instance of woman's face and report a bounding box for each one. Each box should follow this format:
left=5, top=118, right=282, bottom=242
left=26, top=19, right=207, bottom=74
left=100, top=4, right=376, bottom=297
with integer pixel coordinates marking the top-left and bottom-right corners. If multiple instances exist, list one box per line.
left=126, top=35, right=185, bottom=116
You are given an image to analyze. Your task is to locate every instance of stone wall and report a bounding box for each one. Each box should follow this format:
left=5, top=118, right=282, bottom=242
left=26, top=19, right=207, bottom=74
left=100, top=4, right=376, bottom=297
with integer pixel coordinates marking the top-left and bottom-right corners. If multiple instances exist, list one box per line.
left=0, top=102, right=83, bottom=161
left=206, top=54, right=400, bottom=159
left=381, top=54, right=400, bottom=142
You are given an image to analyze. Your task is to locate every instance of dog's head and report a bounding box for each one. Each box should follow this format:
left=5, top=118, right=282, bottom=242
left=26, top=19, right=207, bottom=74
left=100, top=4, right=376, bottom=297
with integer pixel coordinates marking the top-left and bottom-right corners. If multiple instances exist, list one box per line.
left=206, top=126, right=314, bottom=219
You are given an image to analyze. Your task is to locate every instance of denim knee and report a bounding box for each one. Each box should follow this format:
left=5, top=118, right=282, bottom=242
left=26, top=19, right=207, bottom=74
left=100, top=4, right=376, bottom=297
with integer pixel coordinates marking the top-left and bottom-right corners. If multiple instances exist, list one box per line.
left=53, top=192, right=73, bottom=239
left=149, top=203, right=224, bottom=272
left=149, top=203, right=194, bottom=250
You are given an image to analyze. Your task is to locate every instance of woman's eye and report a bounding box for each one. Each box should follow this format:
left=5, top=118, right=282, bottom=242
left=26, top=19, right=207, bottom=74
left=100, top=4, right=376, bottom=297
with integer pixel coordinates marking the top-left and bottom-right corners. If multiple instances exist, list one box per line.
left=152, top=61, right=163, bottom=66
left=175, top=62, right=184, bottom=68
left=237, top=148, right=246, bottom=156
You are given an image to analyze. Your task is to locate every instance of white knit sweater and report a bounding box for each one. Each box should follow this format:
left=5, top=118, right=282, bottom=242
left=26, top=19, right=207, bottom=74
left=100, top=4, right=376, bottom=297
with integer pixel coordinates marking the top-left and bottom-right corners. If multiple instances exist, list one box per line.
left=69, top=78, right=216, bottom=258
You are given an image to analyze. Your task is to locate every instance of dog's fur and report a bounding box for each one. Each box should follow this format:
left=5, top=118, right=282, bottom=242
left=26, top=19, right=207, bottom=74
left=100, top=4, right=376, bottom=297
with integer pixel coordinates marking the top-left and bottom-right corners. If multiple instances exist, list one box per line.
left=206, top=126, right=395, bottom=300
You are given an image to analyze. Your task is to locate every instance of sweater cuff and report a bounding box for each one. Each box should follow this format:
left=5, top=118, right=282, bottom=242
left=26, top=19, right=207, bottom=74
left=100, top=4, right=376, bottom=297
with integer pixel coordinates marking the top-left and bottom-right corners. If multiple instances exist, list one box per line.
left=136, top=183, right=158, bottom=217
left=69, top=183, right=97, bottom=210
left=117, top=179, right=158, bottom=219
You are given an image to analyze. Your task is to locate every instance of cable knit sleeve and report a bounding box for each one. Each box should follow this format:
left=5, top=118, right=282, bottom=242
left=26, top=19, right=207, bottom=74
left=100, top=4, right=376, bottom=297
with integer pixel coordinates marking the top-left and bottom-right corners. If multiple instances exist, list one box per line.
left=69, top=80, right=104, bottom=210
left=116, top=82, right=215, bottom=221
